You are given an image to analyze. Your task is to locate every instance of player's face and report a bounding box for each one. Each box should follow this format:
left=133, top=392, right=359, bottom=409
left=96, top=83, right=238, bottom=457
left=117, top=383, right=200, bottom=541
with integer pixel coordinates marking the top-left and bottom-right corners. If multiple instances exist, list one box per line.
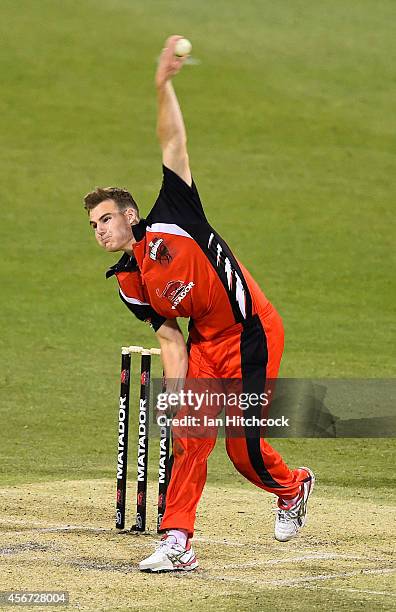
left=89, top=200, right=136, bottom=252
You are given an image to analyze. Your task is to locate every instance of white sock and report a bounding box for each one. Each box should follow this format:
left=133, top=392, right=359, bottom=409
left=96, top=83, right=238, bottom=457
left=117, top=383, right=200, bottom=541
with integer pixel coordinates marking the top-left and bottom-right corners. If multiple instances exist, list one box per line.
left=167, top=529, right=188, bottom=547
left=280, top=492, right=299, bottom=506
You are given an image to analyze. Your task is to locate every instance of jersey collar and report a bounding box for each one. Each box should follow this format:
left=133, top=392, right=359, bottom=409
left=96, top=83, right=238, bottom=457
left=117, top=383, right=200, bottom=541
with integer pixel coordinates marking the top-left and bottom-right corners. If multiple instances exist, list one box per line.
left=105, top=252, right=138, bottom=278
left=131, top=219, right=148, bottom=270
left=132, top=218, right=147, bottom=243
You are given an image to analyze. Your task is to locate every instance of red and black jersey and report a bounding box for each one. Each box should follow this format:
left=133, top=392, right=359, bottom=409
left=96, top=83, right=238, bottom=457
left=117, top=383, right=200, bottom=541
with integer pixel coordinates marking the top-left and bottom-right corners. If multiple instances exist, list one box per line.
left=107, top=166, right=271, bottom=340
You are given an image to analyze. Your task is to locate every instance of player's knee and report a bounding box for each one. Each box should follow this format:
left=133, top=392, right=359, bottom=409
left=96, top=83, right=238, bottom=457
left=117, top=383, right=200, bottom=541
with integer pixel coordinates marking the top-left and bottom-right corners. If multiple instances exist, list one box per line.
left=172, top=439, right=186, bottom=458
left=172, top=437, right=215, bottom=460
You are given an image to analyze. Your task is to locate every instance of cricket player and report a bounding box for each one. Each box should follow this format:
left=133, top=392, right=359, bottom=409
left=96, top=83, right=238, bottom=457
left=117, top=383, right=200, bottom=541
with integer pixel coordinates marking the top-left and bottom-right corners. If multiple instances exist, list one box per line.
left=84, top=36, right=314, bottom=572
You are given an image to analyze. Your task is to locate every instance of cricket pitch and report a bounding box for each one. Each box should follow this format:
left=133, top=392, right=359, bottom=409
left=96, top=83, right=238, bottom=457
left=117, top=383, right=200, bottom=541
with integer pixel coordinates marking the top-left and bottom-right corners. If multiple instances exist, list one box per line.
left=0, top=479, right=394, bottom=611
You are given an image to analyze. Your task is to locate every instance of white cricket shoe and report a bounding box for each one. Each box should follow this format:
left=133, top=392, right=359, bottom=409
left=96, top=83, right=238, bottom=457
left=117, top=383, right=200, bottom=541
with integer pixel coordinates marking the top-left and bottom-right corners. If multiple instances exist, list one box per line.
left=275, top=466, right=315, bottom=542
left=139, top=535, right=199, bottom=572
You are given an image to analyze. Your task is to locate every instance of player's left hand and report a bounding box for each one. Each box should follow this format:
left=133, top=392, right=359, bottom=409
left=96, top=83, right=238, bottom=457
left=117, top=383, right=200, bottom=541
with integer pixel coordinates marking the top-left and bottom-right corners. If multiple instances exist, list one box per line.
left=155, top=35, right=187, bottom=89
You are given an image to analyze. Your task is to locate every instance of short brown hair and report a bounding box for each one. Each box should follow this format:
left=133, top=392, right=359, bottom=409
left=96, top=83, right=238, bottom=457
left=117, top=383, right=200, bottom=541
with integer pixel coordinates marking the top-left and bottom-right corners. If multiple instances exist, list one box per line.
left=83, top=187, right=139, bottom=215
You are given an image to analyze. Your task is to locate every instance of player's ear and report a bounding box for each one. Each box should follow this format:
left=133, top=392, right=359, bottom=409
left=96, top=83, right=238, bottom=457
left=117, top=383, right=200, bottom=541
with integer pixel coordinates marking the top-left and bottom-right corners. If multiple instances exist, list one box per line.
left=124, top=207, right=138, bottom=224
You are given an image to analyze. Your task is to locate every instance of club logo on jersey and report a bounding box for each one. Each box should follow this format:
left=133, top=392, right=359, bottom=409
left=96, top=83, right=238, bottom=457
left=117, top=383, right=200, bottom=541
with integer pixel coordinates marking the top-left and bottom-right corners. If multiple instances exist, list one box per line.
left=156, top=280, right=195, bottom=310
left=149, top=237, right=172, bottom=264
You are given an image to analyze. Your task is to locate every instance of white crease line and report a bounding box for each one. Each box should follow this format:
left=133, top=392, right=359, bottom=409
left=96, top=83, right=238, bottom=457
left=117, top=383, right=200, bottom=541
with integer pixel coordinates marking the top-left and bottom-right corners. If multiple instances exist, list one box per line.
left=1, top=520, right=394, bottom=583
left=194, top=536, right=317, bottom=551
left=0, top=523, right=269, bottom=548
left=2, top=526, right=111, bottom=536
left=223, top=552, right=364, bottom=569
left=205, top=567, right=395, bottom=588
left=0, top=518, right=108, bottom=529
left=35, top=526, right=109, bottom=533
left=310, top=585, right=396, bottom=598
left=3, top=528, right=366, bottom=560
left=0, top=519, right=137, bottom=536
left=195, top=536, right=246, bottom=547
left=0, top=518, right=254, bottom=548
left=2, top=550, right=395, bottom=591
left=270, top=567, right=396, bottom=586
left=0, top=522, right=392, bottom=562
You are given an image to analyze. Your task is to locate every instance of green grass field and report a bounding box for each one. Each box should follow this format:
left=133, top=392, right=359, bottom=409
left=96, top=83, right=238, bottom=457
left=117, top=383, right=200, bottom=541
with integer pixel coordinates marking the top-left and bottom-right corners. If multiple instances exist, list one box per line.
left=0, top=1, right=395, bottom=610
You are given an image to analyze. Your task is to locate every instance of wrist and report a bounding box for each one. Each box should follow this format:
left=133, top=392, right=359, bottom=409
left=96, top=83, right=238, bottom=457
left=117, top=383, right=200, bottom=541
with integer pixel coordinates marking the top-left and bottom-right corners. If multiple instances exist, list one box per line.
left=156, top=78, right=172, bottom=92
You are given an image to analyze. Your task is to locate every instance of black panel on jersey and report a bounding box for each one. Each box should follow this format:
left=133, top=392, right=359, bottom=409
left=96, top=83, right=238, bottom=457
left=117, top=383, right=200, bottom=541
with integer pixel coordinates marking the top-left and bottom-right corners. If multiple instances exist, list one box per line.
left=118, top=291, right=166, bottom=332
left=147, top=165, right=252, bottom=324
left=132, top=218, right=148, bottom=243
left=240, top=315, right=285, bottom=489
left=147, top=165, right=207, bottom=225
left=106, top=252, right=139, bottom=278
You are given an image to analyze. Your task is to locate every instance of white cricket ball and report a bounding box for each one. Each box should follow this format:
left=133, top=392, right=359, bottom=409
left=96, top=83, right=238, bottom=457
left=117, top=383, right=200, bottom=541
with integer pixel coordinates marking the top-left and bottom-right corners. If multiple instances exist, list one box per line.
left=174, top=38, right=192, bottom=57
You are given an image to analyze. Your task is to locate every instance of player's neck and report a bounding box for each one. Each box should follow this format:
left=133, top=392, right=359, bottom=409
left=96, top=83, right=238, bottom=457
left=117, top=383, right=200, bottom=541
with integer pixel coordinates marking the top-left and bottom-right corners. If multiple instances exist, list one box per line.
left=123, top=238, right=135, bottom=255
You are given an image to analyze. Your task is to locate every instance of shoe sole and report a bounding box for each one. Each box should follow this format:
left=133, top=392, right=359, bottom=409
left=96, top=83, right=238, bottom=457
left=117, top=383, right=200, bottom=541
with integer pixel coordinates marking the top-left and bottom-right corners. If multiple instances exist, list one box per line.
left=140, top=562, right=199, bottom=573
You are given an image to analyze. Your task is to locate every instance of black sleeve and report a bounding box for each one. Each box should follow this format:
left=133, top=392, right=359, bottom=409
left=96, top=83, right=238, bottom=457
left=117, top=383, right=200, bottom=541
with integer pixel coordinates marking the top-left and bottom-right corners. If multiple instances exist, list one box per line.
left=119, top=291, right=166, bottom=332
left=147, top=165, right=207, bottom=225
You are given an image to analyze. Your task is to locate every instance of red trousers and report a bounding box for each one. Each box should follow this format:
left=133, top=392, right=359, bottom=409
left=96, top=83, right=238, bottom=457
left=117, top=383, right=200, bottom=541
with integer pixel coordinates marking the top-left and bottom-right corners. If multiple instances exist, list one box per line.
left=160, top=306, right=306, bottom=537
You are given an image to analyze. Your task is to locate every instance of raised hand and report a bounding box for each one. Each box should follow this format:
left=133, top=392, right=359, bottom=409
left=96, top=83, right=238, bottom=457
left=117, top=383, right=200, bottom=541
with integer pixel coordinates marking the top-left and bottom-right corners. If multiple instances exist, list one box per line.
left=155, top=35, right=189, bottom=89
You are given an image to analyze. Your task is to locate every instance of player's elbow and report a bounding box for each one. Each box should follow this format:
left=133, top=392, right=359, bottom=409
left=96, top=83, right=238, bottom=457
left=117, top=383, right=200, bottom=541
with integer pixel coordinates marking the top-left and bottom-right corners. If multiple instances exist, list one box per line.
left=156, top=320, right=187, bottom=356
